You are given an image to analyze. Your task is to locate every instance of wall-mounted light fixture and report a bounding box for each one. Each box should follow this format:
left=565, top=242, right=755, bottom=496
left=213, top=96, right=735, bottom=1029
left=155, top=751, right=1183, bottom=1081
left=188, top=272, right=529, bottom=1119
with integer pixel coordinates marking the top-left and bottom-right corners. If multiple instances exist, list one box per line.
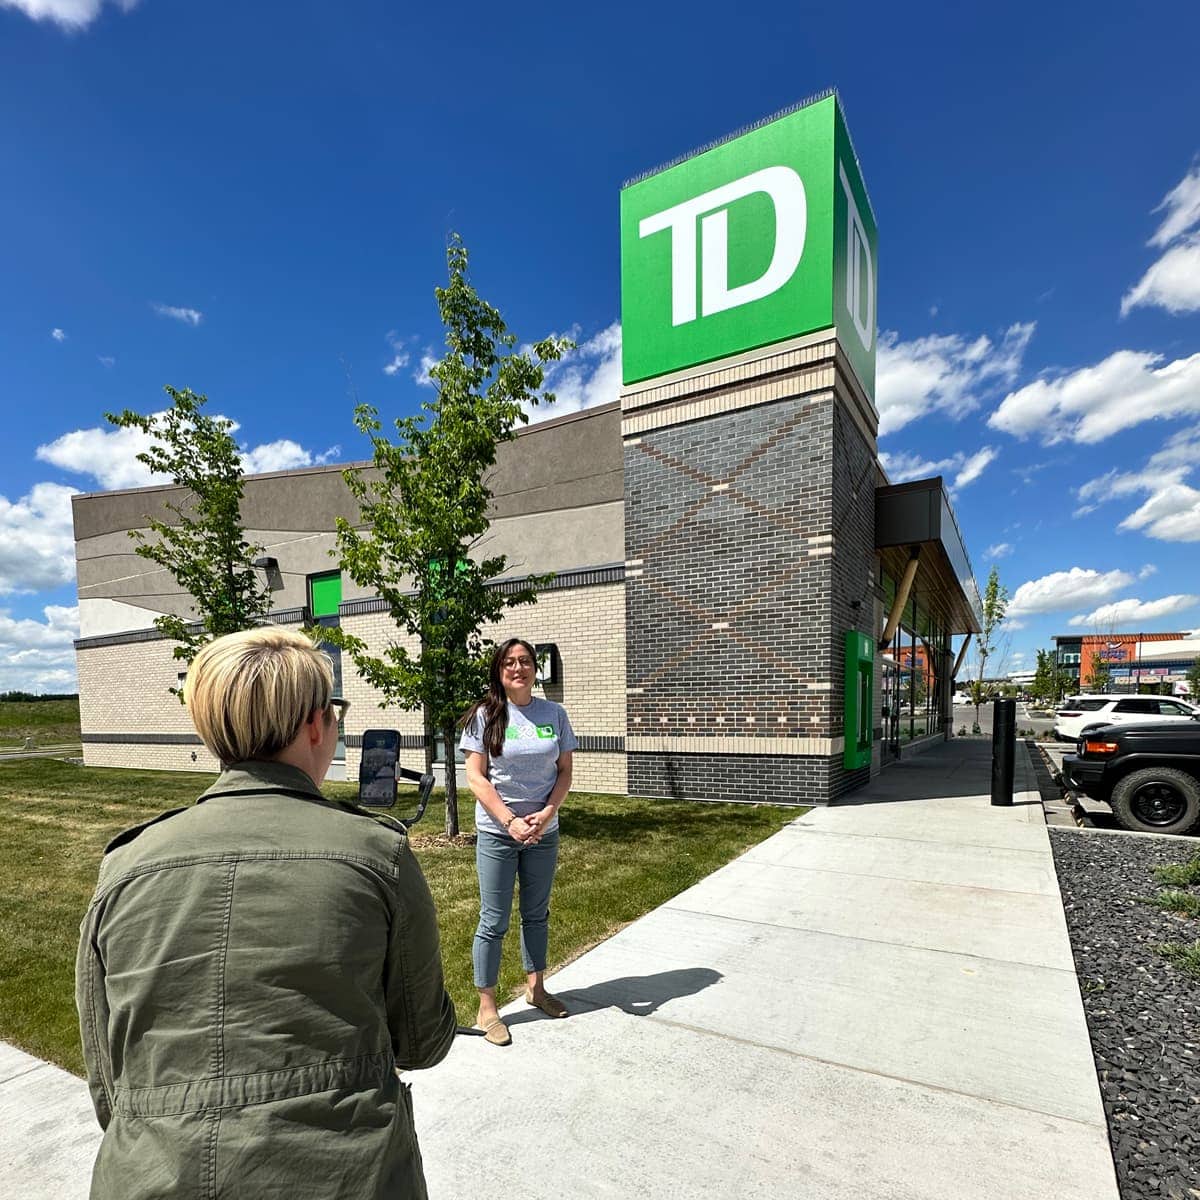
left=534, top=643, right=560, bottom=686
left=252, top=555, right=278, bottom=570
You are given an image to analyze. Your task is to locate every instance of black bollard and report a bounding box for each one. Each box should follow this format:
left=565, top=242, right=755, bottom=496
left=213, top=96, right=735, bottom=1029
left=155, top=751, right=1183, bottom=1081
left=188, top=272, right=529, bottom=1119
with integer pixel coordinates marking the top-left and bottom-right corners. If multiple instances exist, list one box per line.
left=991, top=698, right=1016, bottom=806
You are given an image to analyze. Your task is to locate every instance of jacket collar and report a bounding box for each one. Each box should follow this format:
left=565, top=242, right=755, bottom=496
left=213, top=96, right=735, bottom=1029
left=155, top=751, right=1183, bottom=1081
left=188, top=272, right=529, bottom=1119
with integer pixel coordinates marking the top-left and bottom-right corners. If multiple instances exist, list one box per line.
left=198, top=759, right=327, bottom=804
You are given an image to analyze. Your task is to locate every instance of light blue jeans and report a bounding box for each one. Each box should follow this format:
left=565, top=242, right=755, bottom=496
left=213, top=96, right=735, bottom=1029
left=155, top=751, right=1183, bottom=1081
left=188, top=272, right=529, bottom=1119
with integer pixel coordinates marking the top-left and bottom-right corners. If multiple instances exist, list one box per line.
left=473, top=829, right=560, bottom=989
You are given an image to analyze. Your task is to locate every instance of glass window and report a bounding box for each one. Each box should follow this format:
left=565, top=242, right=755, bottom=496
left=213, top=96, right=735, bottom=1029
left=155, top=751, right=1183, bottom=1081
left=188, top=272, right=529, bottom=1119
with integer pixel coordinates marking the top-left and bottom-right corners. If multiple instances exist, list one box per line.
left=1114, top=699, right=1159, bottom=714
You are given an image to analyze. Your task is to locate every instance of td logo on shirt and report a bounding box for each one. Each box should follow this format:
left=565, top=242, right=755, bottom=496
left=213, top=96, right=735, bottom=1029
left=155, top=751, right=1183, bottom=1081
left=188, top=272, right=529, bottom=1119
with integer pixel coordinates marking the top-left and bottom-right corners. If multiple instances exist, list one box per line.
left=620, top=91, right=877, bottom=398
left=505, top=724, right=557, bottom=741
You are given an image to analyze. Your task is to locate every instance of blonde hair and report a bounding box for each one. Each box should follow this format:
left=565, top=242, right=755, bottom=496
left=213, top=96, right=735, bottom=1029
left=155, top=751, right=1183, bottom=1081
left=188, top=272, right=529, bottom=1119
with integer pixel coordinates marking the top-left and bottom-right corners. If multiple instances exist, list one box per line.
left=184, top=627, right=334, bottom=765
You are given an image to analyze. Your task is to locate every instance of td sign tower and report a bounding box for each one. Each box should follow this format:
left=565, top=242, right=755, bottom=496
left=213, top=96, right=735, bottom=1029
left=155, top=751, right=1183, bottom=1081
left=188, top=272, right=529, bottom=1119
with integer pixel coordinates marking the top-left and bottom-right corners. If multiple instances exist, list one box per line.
left=618, top=91, right=886, bottom=805
left=621, top=92, right=878, bottom=398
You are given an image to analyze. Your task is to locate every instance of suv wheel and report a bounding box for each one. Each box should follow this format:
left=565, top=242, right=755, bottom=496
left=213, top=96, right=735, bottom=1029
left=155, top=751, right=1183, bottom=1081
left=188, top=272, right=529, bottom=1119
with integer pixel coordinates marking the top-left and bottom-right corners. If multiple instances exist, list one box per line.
left=1110, top=768, right=1200, bottom=835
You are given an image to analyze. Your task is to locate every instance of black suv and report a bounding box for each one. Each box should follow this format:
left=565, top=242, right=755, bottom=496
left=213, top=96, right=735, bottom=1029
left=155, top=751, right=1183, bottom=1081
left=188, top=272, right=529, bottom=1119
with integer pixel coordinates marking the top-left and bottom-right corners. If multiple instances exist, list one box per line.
left=1061, top=719, right=1200, bottom=835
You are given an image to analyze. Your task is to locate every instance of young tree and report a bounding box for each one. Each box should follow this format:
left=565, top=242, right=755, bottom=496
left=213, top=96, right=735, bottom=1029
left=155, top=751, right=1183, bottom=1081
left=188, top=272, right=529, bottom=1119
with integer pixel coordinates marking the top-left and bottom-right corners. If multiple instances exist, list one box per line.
left=1186, top=660, right=1200, bottom=703
left=107, top=388, right=272, bottom=691
left=1088, top=651, right=1113, bottom=693
left=973, top=566, right=1009, bottom=731
left=324, top=235, right=571, bottom=836
left=1031, top=648, right=1056, bottom=704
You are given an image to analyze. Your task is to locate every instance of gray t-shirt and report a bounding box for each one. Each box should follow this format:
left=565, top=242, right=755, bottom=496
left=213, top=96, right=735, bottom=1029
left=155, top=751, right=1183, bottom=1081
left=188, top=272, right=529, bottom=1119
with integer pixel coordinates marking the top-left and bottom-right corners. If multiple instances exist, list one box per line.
left=459, top=697, right=577, bottom=837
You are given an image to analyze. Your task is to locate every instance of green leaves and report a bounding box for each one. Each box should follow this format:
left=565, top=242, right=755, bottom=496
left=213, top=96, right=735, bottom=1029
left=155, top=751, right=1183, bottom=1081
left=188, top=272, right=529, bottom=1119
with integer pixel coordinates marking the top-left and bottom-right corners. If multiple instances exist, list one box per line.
left=106, top=387, right=272, bottom=694
left=331, top=235, right=573, bottom=835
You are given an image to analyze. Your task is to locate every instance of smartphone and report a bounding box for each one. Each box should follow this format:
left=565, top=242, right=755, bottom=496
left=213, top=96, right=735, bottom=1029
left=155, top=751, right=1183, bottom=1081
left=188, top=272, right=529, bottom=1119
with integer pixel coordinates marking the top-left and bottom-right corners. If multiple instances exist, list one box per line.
left=358, top=729, right=400, bottom=808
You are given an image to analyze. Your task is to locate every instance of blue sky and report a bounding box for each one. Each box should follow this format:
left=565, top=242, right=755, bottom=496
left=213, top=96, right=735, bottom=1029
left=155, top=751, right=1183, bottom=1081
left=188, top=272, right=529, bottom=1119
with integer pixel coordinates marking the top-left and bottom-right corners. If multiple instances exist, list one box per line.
left=2, top=0, right=1200, bottom=692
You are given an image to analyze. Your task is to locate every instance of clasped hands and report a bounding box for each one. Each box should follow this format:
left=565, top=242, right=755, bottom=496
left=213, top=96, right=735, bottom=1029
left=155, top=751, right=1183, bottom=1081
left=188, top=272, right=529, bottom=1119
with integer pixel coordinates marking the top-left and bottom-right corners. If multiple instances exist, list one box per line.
left=508, top=808, right=552, bottom=844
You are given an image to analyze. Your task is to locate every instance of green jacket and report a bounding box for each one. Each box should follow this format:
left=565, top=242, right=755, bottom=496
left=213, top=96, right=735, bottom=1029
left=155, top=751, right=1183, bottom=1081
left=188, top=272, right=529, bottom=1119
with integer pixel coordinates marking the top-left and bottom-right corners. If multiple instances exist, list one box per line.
left=75, top=760, right=457, bottom=1200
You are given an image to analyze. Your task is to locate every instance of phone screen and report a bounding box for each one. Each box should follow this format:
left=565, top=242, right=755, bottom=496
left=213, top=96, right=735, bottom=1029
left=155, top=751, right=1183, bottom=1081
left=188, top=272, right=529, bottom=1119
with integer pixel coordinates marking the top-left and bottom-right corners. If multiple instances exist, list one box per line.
left=358, top=729, right=400, bottom=807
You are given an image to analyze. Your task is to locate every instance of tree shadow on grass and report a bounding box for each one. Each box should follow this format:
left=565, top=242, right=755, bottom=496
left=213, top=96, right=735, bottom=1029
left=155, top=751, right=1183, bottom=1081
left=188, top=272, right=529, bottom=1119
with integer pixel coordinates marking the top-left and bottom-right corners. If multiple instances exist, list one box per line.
left=502, top=967, right=722, bottom=1027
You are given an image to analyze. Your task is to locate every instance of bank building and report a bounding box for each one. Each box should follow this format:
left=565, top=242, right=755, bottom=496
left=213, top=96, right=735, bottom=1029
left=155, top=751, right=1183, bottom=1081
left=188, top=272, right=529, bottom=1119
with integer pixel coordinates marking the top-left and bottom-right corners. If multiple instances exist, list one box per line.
left=72, top=91, right=983, bottom=806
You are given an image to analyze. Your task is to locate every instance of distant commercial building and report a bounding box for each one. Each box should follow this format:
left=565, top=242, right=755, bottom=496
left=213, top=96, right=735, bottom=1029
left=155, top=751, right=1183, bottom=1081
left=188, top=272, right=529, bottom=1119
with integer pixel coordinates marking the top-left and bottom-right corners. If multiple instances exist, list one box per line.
left=71, top=93, right=984, bottom=804
left=1053, top=632, right=1197, bottom=695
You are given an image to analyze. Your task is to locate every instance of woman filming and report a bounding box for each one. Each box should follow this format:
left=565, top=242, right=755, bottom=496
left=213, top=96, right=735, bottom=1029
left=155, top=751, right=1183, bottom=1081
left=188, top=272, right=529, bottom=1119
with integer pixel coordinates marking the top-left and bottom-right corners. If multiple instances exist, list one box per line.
left=75, top=627, right=456, bottom=1199
left=460, top=637, right=577, bottom=1046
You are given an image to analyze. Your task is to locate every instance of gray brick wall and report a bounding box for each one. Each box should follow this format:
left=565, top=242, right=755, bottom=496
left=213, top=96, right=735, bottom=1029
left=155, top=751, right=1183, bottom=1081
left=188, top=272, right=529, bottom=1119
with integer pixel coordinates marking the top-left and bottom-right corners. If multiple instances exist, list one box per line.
left=623, top=350, right=878, bottom=806
left=630, top=753, right=869, bottom=806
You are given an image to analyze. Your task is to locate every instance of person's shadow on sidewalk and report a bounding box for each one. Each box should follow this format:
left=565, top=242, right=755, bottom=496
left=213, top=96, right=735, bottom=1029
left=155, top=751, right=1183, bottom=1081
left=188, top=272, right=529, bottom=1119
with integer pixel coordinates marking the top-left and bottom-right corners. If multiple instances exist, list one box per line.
left=503, top=967, right=722, bottom=1027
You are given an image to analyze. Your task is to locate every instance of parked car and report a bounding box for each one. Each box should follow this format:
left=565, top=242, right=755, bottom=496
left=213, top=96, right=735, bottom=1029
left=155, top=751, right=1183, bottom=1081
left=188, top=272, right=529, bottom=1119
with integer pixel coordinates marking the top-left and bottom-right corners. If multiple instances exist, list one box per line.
left=1052, top=694, right=1199, bottom=741
left=1060, top=719, right=1200, bottom=835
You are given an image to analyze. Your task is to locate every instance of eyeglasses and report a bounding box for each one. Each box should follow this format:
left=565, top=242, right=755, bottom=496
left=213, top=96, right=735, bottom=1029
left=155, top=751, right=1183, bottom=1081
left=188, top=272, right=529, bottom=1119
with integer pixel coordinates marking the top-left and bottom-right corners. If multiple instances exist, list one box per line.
left=502, top=657, right=535, bottom=670
left=328, top=697, right=351, bottom=721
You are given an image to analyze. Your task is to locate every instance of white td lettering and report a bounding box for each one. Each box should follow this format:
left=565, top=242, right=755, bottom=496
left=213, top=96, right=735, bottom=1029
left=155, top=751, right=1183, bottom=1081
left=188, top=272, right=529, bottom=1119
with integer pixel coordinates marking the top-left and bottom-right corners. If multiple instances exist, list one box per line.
left=838, top=160, right=874, bottom=352
left=638, top=166, right=807, bottom=326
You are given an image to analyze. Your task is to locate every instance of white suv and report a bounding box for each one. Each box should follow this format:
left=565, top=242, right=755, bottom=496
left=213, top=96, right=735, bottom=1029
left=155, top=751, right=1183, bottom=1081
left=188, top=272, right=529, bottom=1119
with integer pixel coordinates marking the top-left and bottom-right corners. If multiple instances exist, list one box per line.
left=1053, top=694, right=1199, bottom=741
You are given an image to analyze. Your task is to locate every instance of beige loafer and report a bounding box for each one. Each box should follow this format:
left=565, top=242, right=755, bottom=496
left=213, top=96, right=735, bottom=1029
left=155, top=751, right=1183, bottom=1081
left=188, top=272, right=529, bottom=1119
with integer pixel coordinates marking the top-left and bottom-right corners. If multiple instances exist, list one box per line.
left=476, top=1016, right=511, bottom=1046
left=524, top=989, right=568, bottom=1019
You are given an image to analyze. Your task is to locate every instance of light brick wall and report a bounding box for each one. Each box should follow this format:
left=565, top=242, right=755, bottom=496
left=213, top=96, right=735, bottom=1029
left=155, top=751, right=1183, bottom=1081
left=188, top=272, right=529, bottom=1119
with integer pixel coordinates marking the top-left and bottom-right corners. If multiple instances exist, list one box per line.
left=339, top=581, right=628, bottom=792
left=83, top=742, right=221, bottom=774
left=74, top=583, right=629, bottom=796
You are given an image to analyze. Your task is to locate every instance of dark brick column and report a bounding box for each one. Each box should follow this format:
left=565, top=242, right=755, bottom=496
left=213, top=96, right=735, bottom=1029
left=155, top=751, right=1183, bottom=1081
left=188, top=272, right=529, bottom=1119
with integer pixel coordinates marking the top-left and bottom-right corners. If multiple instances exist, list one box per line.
left=621, top=332, right=878, bottom=806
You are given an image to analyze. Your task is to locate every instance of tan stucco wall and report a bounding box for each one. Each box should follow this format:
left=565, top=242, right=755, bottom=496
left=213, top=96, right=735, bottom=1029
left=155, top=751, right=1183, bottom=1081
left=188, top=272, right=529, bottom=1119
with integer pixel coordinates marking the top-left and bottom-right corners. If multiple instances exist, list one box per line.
left=72, top=403, right=625, bottom=628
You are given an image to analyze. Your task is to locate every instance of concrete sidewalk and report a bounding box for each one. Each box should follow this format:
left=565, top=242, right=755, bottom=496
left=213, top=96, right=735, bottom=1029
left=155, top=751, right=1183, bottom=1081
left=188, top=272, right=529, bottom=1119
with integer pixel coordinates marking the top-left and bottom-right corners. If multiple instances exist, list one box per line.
left=2, top=739, right=1118, bottom=1198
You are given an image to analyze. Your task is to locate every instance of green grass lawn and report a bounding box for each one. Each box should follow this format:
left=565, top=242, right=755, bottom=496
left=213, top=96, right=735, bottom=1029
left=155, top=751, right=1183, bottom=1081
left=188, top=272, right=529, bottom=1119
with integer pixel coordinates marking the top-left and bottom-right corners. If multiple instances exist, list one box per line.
left=0, top=698, right=82, bottom=747
left=0, top=758, right=800, bottom=1076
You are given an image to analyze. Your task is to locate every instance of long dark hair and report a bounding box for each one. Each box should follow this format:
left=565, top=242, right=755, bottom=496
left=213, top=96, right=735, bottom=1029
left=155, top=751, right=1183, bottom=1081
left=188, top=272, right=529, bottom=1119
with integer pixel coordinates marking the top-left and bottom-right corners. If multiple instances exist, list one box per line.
left=461, top=637, right=537, bottom=758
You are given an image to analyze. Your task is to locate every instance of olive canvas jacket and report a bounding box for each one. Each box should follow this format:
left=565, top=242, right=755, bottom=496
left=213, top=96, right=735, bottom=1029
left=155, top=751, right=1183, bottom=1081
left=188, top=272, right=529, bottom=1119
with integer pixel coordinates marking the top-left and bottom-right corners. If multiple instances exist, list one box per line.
left=75, top=760, right=457, bottom=1200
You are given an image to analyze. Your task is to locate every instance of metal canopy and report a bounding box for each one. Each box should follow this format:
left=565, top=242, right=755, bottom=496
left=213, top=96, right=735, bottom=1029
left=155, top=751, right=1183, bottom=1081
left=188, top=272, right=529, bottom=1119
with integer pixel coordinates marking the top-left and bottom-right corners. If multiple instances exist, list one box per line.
left=875, top=476, right=983, bottom=636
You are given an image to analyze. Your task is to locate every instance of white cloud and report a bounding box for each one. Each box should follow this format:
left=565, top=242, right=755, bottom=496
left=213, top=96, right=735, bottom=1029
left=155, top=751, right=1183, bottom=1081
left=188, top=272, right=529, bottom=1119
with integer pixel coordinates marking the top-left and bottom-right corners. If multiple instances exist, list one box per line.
left=1068, top=594, right=1199, bottom=629
left=0, top=604, right=79, bottom=695
left=878, top=450, right=958, bottom=482
left=1075, top=425, right=1200, bottom=542
left=413, top=350, right=437, bottom=388
left=240, top=440, right=341, bottom=475
left=152, top=303, right=203, bottom=326
left=382, top=331, right=413, bottom=377
left=51, top=327, right=66, bottom=342
left=0, top=484, right=78, bottom=595
left=39, top=418, right=341, bottom=489
left=875, top=322, right=1034, bottom=436
left=38, top=422, right=170, bottom=490
left=1139, top=564, right=1158, bottom=579
left=878, top=445, right=996, bottom=491
left=532, top=322, right=621, bottom=423
left=1121, top=165, right=1200, bottom=316
left=984, top=543, right=1013, bottom=560
left=953, top=446, right=997, bottom=489
left=0, top=0, right=137, bottom=31
left=1147, top=164, right=1200, bottom=249
left=1008, top=567, right=1134, bottom=617
left=989, top=350, right=1200, bottom=444
left=1121, top=237, right=1200, bottom=317
left=98, top=355, right=115, bottom=368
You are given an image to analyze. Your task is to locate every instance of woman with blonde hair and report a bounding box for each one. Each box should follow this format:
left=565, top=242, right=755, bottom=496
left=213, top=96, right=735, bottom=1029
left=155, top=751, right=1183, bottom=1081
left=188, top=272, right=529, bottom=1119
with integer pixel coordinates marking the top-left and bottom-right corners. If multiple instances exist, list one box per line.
left=76, top=626, right=456, bottom=1200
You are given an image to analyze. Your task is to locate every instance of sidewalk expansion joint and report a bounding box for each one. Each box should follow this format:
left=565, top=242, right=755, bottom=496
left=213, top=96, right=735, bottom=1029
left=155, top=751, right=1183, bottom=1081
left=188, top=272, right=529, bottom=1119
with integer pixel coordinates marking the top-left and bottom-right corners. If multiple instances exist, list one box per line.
left=637, top=1011, right=1108, bottom=1133
left=727, top=858, right=1057, bottom=900
left=0, top=1062, right=51, bottom=1087
left=661, top=903, right=1078, bottom=974
left=789, top=825, right=1051, bottom=854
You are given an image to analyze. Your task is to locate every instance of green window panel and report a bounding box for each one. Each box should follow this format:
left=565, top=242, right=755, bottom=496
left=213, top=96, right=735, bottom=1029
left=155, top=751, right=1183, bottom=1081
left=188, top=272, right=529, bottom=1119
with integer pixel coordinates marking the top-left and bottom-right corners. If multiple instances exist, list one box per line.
left=309, top=572, right=342, bottom=618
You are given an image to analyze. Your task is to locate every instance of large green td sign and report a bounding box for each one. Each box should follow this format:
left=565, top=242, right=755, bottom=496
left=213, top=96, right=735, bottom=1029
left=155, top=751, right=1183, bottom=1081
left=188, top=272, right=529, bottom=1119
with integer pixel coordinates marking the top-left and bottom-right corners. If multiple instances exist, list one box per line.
left=621, top=93, right=877, bottom=395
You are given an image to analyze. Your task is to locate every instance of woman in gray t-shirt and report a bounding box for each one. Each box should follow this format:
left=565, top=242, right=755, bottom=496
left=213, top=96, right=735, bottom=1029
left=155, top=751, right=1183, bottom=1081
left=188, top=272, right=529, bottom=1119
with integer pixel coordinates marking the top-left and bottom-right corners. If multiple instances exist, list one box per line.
left=460, top=637, right=577, bottom=1046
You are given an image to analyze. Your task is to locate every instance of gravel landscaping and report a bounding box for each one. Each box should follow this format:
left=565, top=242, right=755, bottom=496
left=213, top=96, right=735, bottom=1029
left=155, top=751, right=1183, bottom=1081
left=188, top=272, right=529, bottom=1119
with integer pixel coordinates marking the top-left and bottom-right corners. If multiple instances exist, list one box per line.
left=1050, top=829, right=1200, bottom=1200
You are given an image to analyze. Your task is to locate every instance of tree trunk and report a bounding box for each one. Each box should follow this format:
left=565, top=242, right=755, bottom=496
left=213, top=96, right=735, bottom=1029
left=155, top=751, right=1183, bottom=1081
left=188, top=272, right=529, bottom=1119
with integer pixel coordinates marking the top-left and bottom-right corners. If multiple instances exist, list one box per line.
left=422, top=700, right=435, bottom=777
left=441, top=718, right=460, bottom=837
